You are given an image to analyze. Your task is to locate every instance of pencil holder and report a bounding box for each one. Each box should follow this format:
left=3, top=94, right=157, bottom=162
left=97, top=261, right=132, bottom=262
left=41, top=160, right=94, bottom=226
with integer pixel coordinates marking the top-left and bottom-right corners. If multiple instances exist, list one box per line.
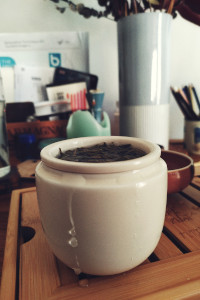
left=184, top=120, right=200, bottom=155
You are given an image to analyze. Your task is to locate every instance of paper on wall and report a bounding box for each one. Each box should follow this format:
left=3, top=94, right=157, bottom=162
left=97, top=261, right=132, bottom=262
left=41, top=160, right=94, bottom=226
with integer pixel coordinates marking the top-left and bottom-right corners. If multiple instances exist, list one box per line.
left=0, top=68, right=14, bottom=103
left=14, top=65, right=55, bottom=102
left=46, top=82, right=88, bottom=111
left=0, top=31, right=89, bottom=70
left=0, top=69, right=5, bottom=100
left=0, top=31, right=89, bottom=102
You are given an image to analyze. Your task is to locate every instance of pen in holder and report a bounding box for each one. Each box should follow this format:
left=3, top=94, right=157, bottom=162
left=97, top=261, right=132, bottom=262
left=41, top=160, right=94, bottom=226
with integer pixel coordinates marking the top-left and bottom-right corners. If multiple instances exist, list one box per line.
left=171, top=85, right=200, bottom=155
left=87, top=89, right=104, bottom=124
left=67, top=89, right=111, bottom=138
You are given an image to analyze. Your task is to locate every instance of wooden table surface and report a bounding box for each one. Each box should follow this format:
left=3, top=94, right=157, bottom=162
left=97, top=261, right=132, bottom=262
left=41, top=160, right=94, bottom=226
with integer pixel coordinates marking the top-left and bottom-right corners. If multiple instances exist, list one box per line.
left=1, top=140, right=200, bottom=299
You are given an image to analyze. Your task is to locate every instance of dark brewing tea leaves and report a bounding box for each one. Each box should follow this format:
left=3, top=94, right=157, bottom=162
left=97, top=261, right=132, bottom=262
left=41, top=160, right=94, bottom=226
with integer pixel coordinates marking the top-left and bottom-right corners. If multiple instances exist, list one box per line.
left=58, top=143, right=146, bottom=163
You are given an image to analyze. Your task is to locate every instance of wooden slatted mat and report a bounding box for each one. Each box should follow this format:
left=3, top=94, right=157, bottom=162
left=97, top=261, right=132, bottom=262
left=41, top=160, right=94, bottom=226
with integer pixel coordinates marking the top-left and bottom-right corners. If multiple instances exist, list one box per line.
left=1, top=179, right=200, bottom=300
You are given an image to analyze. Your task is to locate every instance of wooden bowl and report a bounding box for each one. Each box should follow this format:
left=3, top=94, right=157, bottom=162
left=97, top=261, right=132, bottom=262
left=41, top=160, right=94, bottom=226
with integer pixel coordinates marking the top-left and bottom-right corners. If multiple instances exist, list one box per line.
left=161, top=150, right=194, bottom=194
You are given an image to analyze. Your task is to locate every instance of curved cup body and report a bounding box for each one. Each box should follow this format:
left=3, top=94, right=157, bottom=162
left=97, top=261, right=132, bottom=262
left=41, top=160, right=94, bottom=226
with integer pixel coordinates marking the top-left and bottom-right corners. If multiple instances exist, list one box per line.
left=36, top=136, right=167, bottom=275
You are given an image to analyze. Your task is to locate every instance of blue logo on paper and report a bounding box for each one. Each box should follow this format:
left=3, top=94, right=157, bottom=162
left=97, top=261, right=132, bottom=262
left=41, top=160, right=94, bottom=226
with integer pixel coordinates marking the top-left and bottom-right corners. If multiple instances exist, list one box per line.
left=49, top=53, right=61, bottom=67
left=0, top=57, right=16, bottom=67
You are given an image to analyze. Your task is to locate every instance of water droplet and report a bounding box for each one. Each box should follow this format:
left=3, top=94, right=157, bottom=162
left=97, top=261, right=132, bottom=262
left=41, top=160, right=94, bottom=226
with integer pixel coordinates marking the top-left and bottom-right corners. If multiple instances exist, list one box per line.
left=133, top=232, right=137, bottom=239
left=73, top=267, right=81, bottom=275
left=79, top=279, right=89, bottom=287
left=187, top=277, right=191, bottom=281
left=69, top=227, right=76, bottom=236
left=68, top=237, right=78, bottom=247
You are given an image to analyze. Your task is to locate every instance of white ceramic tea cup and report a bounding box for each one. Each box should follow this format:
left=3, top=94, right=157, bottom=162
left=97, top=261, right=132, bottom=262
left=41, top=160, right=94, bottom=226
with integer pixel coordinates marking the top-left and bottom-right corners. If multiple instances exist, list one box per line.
left=35, top=136, right=167, bottom=276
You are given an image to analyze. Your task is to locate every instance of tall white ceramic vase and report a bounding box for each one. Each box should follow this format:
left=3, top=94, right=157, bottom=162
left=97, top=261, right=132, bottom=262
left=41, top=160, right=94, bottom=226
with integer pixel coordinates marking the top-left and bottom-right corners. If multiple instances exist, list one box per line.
left=117, top=12, right=172, bottom=149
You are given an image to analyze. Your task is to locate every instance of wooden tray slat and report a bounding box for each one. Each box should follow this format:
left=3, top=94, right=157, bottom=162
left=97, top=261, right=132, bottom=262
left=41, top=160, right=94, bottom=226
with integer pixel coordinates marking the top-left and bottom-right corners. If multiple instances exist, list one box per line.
left=1, top=187, right=200, bottom=299
left=182, top=185, right=200, bottom=204
left=154, top=233, right=182, bottom=259
left=47, top=252, right=200, bottom=300
left=192, top=176, right=200, bottom=188
left=19, top=191, right=61, bottom=300
left=0, top=189, right=21, bottom=300
left=164, top=192, right=200, bottom=251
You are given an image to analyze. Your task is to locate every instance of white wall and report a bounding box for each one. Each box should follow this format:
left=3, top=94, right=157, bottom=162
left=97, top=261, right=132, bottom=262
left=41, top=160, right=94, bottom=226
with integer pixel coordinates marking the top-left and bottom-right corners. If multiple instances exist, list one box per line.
left=170, top=15, right=200, bottom=139
left=0, top=0, right=200, bottom=139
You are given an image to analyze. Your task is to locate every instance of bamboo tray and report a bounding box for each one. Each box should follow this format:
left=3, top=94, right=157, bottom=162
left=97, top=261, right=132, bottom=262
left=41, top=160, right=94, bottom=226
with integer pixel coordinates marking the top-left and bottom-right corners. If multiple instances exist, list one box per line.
left=1, top=179, right=200, bottom=300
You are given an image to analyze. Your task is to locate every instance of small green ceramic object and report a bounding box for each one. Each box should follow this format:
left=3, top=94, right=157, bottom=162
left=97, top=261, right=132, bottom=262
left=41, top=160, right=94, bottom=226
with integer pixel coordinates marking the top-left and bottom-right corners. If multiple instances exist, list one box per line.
left=66, top=110, right=111, bottom=139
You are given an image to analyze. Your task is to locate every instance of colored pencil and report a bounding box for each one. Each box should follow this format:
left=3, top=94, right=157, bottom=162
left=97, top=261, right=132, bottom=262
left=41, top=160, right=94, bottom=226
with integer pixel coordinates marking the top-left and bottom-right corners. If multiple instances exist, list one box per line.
left=171, top=86, right=200, bottom=120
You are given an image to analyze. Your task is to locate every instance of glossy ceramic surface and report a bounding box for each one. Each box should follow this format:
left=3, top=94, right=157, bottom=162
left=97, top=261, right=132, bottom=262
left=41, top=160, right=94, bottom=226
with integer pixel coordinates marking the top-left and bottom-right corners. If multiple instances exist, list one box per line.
left=117, top=12, right=172, bottom=149
left=36, top=136, right=167, bottom=276
left=161, top=150, right=194, bottom=194
left=66, top=110, right=110, bottom=139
